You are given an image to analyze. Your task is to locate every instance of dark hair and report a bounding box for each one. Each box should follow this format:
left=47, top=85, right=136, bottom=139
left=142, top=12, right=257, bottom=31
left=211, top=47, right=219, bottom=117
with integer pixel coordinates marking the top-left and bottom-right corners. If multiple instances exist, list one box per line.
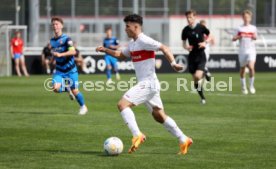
left=242, top=10, right=252, bottom=16
left=51, top=17, right=64, bottom=25
left=105, top=27, right=112, bottom=32
left=124, top=14, right=143, bottom=26
left=185, top=10, right=197, bottom=16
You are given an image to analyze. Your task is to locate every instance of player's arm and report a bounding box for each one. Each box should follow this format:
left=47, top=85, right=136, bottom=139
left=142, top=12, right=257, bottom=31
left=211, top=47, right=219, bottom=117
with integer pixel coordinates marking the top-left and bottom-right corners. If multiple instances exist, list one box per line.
left=232, top=29, right=241, bottom=41
left=110, top=39, right=120, bottom=50
left=41, top=51, right=45, bottom=65
left=52, top=47, right=76, bottom=58
left=182, top=40, right=193, bottom=52
left=10, top=45, right=14, bottom=59
left=199, top=26, right=210, bottom=48
left=252, top=28, right=257, bottom=40
left=95, top=46, right=126, bottom=60
left=232, top=34, right=241, bottom=41
left=159, top=44, right=183, bottom=72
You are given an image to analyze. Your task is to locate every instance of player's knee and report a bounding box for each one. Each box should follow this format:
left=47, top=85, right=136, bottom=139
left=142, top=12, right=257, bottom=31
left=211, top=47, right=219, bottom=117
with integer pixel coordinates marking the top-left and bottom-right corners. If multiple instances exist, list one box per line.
left=152, top=108, right=166, bottom=123
left=53, top=84, right=61, bottom=93
left=53, top=87, right=60, bottom=93
left=117, top=99, right=132, bottom=112
left=72, top=89, right=79, bottom=95
left=107, top=65, right=112, bottom=70
left=117, top=100, right=126, bottom=111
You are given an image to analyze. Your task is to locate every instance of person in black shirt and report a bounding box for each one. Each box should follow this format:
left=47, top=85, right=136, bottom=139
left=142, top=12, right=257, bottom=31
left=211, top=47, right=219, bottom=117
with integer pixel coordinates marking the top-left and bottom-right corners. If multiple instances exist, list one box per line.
left=181, top=10, right=211, bottom=104
left=41, top=42, right=55, bottom=74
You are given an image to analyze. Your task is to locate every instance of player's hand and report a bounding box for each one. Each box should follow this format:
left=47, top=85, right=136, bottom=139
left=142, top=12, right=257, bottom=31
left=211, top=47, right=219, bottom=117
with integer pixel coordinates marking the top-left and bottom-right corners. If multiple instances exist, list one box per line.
left=185, top=46, right=193, bottom=52
left=172, top=64, right=184, bottom=72
left=96, top=46, right=107, bottom=53
left=53, top=52, right=62, bottom=57
left=252, top=33, right=257, bottom=40
left=233, top=35, right=242, bottom=41
left=198, top=42, right=206, bottom=49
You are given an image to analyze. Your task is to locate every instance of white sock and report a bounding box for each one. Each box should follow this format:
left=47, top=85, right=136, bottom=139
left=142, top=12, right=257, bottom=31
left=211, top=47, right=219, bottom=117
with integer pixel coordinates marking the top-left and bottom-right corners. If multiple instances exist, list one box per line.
left=120, top=107, right=141, bottom=137
left=249, top=77, right=255, bottom=88
left=163, top=116, right=187, bottom=143
left=240, top=78, right=246, bottom=89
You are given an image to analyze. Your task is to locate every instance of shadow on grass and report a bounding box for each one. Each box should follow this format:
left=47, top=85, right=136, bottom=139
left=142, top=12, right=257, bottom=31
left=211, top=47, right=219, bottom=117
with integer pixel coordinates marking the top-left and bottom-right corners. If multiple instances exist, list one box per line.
left=21, top=149, right=104, bottom=156
left=6, top=111, right=71, bottom=115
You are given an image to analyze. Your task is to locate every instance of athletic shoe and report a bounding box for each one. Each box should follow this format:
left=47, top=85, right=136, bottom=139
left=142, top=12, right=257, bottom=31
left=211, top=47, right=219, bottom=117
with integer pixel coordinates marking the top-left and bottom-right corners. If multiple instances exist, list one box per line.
left=46, top=68, right=51, bottom=75
left=205, top=71, right=211, bottom=82
left=78, top=105, right=88, bottom=115
left=106, top=79, right=115, bottom=85
left=249, top=86, right=256, bottom=94
left=116, top=73, right=121, bottom=80
left=128, top=133, right=146, bottom=153
left=66, top=87, right=75, bottom=100
left=242, top=87, right=248, bottom=95
left=178, top=137, right=193, bottom=155
left=201, top=99, right=206, bottom=105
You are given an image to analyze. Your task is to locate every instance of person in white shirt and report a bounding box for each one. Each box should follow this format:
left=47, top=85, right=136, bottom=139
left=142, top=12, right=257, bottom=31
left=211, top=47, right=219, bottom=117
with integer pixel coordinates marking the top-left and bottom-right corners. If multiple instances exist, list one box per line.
left=96, top=14, right=193, bottom=155
left=233, top=10, right=257, bottom=94
left=200, top=19, right=215, bottom=82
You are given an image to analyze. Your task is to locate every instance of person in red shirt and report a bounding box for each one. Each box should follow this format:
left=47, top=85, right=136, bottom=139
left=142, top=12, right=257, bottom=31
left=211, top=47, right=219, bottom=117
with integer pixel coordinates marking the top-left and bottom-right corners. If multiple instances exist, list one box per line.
left=10, top=31, right=29, bottom=76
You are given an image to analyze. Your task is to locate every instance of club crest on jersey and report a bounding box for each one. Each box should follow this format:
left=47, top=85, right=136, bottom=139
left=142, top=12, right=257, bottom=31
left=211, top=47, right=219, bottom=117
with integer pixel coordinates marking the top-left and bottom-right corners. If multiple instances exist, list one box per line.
left=155, top=59, right=162, bottom=69
left=59, top=40, right=63, bottom=44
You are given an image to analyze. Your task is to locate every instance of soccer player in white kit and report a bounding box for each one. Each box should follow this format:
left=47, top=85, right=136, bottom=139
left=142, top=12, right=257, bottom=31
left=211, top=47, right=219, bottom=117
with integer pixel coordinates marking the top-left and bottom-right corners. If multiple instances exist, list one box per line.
left=96, top=14, right=193, bottom=155
left=232, top=10, right=257, bottom=94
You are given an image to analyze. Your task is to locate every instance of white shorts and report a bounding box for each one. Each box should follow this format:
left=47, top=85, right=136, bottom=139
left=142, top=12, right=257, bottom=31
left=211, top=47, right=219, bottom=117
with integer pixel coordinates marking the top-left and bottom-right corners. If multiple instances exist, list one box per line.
left=238, top=52, right=256, bottom=67
left=123, top=80, right=164, bottom=113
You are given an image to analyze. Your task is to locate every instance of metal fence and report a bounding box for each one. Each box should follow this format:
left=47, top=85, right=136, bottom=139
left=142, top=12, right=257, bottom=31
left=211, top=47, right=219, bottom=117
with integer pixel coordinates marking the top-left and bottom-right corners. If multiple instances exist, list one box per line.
left=0, top=0, right=275, bottom=48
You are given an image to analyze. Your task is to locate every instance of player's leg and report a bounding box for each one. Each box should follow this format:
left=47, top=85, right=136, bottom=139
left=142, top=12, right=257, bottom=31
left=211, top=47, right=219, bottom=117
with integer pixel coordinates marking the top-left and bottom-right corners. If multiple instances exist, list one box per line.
left=145, top=95, right=192, bottom=155
left=111, top=57, right=120, bottom=80
left=19, top=55, right=29, bottom=77
left=105, top=56, right=113, bottom=83
left=248, top=59, right=256, bottom=94
left=14, top=56, right=22, bottom=77
left=118, top=82, right=154, bottom=153
left=239, top=54, right=248, bottom=94
left=118, top=97, right=146, bottom=153
left=69, top=71, right=88, bottom=115
left=52, top=74, right=63, bottom=93
left=193, top=70, right=206, bottom=104
left=204, top=50, right=211, bottom=81
left=45, top=58, right=51, bottom=74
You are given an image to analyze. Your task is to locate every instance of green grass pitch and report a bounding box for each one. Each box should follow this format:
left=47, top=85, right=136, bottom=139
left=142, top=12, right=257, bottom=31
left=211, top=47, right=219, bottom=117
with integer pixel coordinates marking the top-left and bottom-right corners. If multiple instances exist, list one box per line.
left=0, top=73, right=275, bottom=169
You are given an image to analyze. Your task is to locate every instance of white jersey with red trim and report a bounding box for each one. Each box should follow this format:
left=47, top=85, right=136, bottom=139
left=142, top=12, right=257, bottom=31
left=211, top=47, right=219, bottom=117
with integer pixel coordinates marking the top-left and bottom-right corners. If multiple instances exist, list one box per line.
left=234, top=24, right=257, bottom=54
left=122, top=33, right=161, bottom=82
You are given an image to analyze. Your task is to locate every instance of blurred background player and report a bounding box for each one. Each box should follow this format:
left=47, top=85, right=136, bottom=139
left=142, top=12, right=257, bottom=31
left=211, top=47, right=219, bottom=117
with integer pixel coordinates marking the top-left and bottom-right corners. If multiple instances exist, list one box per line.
left=182, top=10, right=211, bottom=104
left=103, top=27, right=120, bottom=84
left=10, top=31, right=29, bottom=77
left=41, top=42, right=55, bottom=74
left=96, top=14, right=192, bottom=155
left=232, top=10, right=257, bottom=94
left=200, top=19, right=215, bottom=81
left=50, top=17, right=88, bottom=115
left=73, top=42, right=84, bottom=72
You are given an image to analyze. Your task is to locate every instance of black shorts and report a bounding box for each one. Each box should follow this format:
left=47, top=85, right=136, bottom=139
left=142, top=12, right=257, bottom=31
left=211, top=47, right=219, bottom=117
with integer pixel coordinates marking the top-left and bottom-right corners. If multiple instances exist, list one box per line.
left=45, top=55, right=53, bottom=60
left=188, top=51, right=206, bottom=74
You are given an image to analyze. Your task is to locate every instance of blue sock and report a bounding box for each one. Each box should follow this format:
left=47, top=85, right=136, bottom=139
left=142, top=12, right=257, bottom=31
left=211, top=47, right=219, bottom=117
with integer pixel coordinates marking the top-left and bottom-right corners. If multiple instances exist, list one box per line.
left=58, top=85, right=68, bottom=93
left=106, top=69, right=112, bottom=79
left=75, top=92, right=85, bottom=106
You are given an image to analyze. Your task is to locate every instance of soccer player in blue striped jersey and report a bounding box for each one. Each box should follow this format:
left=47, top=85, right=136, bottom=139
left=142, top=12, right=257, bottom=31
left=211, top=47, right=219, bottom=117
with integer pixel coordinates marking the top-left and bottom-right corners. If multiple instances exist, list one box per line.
left=103, top=27, right=120, bottom=84
left=50, top=17, right=88, bottom=115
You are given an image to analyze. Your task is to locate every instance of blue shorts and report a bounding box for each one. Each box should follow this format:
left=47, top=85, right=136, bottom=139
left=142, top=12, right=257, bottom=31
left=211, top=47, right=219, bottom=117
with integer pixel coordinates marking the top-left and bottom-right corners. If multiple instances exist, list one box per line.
left=104, top=55, right=118, bottom=68
left=14, top=53, right=23, bottom=59
left=52, top=71, right=79, bottom=89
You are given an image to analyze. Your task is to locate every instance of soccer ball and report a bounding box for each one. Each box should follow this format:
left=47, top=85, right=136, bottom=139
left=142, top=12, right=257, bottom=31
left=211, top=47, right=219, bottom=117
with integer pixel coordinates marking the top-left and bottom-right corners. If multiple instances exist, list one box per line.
left=103, top=137, right=124, bottom=155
